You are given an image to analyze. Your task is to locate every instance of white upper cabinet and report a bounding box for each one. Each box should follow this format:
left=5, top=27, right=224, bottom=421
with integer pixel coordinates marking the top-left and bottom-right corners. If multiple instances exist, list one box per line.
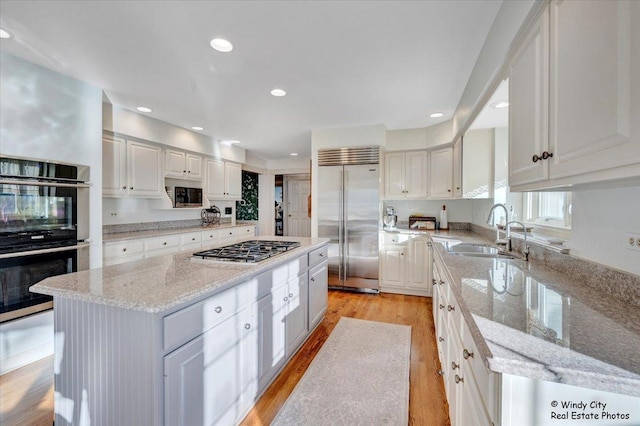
left=509, top=1, right=640, bottom=190
left=429, top=147, right=454, bottom=199
left=205, top=158, right=242, bottom=200
left=509, top=8, right=549, bottom=187
left=384, top=151, right=428, bottom=199
left=103, top=136, right=163, bottom=198
left=165, top=150, right=203, bottom=181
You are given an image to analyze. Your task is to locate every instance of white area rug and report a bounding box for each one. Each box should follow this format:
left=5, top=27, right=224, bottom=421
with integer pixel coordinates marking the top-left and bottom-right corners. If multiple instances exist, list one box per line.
left=272, top=317, right=412, bottom=426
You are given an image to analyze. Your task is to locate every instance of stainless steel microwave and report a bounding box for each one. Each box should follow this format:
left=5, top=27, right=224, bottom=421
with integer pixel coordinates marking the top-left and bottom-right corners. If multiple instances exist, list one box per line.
left=174, top=186, right=202, bottom=208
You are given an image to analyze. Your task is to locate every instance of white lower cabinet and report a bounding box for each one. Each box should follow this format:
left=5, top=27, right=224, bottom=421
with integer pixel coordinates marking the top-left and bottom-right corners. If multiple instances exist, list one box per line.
left=164, top=303, right=253, bottom=426
left=285, top=272, right=309, bottom=356
left=380, top=234, right=432, bottom=296
left=255, top=287, right=287, bottom=391
left=308, top=261, right=328, bottom=331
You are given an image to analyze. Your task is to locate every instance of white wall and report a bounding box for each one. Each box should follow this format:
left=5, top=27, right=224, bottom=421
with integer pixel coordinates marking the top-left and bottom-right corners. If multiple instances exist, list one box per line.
left=386, top=120, right=454, bottom=151
left=570, top=186, right=640, bottom=275
left=0, top=52, right=103, bottom=373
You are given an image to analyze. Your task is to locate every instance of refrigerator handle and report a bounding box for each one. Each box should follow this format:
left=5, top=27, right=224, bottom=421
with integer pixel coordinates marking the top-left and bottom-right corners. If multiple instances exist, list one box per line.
left=338, top=169, right=344, bottom=284
left=343, top=169, right=349, bottom=280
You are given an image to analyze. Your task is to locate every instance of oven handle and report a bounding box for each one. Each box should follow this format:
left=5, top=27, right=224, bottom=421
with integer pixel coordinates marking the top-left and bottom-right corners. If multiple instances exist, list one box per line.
left=0, top=242, right=90, bottom=259
left=0, top=178, right=90, bottom=188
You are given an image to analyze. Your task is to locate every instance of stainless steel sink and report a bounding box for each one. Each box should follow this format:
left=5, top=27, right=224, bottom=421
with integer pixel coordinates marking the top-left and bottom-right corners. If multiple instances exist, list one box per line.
left=446, top=243, right=515, bottom=259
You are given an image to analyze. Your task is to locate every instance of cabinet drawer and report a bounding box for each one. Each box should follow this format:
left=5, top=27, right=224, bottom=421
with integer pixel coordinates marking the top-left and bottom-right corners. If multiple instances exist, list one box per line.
left=461, top=319, right=493, bottom=416
left=257, top=255, right=308, bottom=299
left=219, top=228, right=239, bottom=240
left=201, top=229, right=219, bottom=245
left=145, top=234, right=180, bottom=252
left=103, top=240, right=144, bottom=259
left=180, top=231, right=202, bottom=246
left=238, top=226, right=255, bottom=237
left=308, top=245, right=328, bottom=266
left=163, top=281, right=249, bottom=353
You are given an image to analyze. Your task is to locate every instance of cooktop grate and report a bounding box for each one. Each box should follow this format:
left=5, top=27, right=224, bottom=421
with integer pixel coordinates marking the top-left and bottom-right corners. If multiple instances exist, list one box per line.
left=193, top=240, right=301, bottom=263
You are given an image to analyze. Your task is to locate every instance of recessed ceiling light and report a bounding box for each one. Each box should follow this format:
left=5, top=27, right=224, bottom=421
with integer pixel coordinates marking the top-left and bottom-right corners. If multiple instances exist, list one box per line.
left=429, top=112, right=444, bottom=118
left=491, top=101, right=509, bottom=109
left=221, top=140, right=240, bottom=146
left=136, top=106, right=152, bottom=113
left=191, top=126, right=204, bottom=131
left=290, top=153, right=298, bottom=156
left=270, top=89, right=286, bottom=97
left=0, top=28, right=13, bottom=39
left=210, top=38, right=233, bottom=53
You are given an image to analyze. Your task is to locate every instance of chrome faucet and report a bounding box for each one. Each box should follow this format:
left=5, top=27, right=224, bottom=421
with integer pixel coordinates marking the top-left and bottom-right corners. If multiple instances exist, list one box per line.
left=506, top=220, right=530, bottom=261
left=486, top=203, right=509, bottom=246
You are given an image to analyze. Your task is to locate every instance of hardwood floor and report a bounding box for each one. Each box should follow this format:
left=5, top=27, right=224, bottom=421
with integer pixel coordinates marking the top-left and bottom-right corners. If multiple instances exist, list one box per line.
left=0, top=355, right=54, bottom=426
left=240, top=291, right=450, bottom=426
left=0, top=291, right=449, bottom=426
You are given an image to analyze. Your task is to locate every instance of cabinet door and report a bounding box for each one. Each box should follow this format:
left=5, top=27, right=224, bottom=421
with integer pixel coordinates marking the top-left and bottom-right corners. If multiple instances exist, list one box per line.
left=508, top=9, right=549, bottom=186
left=164, top=307, right=251, bottom=426
left=285, top=273, right=308, bottom=356
left=452, top=138, right=462, bottom=198
left=429, top=147, right=453, bottom=199
left=255, top=289, right=287, bottom=392
left=205, top=158, right=225, bottom=199
left=308, top=261, right=328, bottom=330
left=404, top=151, right=428, bottom=199
left=384, top=152, right=406, bottom=198
left=127, top=141, right=163, bottom=198
left=407, top=238, right=431, bottom=293
left=549, top=0, right=639, bottom=178
left=225, top=162, right=242, bottom=199
left=186, top=153, right=203, bottom=180
left=102, top=136, right=127, bottom=197
left=165, top=149, right=186, bottom=178
left=381, top=245, right=405, bottom=288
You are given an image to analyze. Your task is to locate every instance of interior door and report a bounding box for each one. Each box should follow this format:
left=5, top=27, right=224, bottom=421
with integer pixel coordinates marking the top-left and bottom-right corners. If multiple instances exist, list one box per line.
left=286, top=179, right=311, bottom=237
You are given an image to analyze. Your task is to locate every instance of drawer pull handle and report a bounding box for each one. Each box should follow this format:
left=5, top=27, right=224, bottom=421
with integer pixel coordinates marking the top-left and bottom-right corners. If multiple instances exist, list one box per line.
left=244, top=323, right=251, bottom=330
left=439, top=304, right=445, bottom=310
left=463, top=349, right=474, bottom=359
left=451, top=362, right=459, bottom=370
left=447, top=305, right=455, bottom=312
left=214, top=306, right=222, bottom=314
left=438, top=337, right=444, bottom=342
left=122, top=248, right=127, bottom=252
left=455, top=374, right=464, bottom=384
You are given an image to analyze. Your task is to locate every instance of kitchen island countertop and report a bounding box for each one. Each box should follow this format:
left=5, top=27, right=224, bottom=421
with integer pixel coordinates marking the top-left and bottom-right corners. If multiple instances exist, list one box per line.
left=31, top=236, right=329, bottom=314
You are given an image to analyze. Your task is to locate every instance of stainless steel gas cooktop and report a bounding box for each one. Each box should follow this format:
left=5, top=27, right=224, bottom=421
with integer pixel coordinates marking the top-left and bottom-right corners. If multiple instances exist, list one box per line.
left=193, top=240, right=301, bottom=263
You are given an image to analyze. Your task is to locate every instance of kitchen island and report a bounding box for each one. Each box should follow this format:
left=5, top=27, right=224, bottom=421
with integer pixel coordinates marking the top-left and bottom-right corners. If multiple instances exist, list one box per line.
left=31, top=236, right=329, bottom=426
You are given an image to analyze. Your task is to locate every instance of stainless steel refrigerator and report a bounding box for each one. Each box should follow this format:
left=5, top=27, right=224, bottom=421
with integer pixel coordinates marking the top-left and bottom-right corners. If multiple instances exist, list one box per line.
left=317, top=147, right=380, bottom=293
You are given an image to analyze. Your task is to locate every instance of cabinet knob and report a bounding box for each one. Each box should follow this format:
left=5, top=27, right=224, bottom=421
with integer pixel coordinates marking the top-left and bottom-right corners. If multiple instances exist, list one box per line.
left=183, top=170, right=186, bottom=173
left=448, top=189, right=451, bottom=192
left=542, top=150, right=553, bottom=160
left=451, top=361, right=459, bottom=370
left=463, top=349, right=474, bottom=359
left=289, top=293, right=294, bottom=298
left=310, top=277, right=316, bottom=282
left=432, top=279, right=437, bottom=286
left=439, top=280, right=444, bottom=286
left=283, top=296, right=289, bottom=302
left=192, top=238, right=196, bottom=241
left=456, top=186, right=460, bottom=190
left=122, top=186, right=127, bottom=190
left=455, top=374, right=464, bottom=384
left=214, top=306, right=222, bottom=313
left=319, top=253, right=324, bottom=257
left=438, top=337, right=444, bottom=342
left=163, top=242, right=167, bottom=246
left=130, top=186, right=134, bottom=190
left=244, top=323, right=251, bottom=330
left=122, top=248, right=127, bottom=252
left=439, top=304, right=445, bottom=310
left=447, top=304, right=455, bottom=312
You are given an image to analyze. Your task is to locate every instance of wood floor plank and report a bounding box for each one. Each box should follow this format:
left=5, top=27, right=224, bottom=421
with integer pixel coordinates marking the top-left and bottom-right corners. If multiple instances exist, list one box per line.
left=0, top=291, right=450, bottom=426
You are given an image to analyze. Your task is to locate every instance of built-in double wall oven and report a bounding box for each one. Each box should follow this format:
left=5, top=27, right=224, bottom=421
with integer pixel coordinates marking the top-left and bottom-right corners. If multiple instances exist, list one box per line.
left=0, top=157, right=90, bottom=323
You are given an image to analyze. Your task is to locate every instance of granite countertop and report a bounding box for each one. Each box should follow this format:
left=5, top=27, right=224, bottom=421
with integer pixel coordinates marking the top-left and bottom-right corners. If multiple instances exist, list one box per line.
left=31, top=236, right=329, bottom=314
left=431, top=231, right=640, bottom=397
left=102, top=222, right=256, bottom=243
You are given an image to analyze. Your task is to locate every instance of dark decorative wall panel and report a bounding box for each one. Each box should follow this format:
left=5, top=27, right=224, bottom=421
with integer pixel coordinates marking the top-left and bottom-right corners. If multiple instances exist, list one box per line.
left=236, top=170, right=258, bottom=220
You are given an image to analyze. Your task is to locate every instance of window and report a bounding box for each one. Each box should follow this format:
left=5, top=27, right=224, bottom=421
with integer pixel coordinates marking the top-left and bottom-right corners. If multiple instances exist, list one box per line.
left=524, top=192, right=572, bottom=228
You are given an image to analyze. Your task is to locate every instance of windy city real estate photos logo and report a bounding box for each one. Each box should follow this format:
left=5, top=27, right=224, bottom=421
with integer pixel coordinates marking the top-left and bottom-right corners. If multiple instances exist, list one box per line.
left=548, top=398, right=634, bottom=423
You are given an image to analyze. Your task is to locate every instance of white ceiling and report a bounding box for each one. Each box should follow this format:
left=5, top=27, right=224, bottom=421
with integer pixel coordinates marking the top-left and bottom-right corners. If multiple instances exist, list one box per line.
left=0, top=1, right=503, bottom=159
